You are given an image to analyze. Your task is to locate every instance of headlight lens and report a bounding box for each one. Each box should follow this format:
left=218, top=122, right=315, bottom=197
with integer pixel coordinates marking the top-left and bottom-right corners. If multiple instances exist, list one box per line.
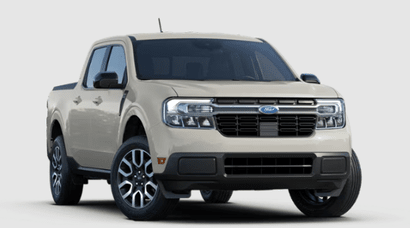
left=315, top=99, right=345, bottom=129
left=163, top=99, right=215, bottom=129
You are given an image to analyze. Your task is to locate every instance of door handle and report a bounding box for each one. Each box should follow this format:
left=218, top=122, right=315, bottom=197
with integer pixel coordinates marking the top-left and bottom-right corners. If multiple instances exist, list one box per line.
left=93, top=96, right=103, bottom=106
left=73, top=96, right=82, bottom=105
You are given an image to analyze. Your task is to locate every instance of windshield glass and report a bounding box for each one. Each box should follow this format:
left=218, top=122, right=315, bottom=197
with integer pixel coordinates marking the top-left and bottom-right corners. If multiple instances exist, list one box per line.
left=134, top=39, right=297, bottom=81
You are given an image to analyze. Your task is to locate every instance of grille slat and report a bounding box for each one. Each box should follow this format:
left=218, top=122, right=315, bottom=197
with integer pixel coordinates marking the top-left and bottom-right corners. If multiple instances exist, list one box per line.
left=216, top=114, right=316, bottom=137
left=215, top=98, right=315, bottom=105
left=225, top=157, right=313, bottom=175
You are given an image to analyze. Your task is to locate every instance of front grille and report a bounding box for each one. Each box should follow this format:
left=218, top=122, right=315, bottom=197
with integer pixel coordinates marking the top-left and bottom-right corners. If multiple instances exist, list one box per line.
left=215, top=114, right=317, bottom=137
left=225, top=156, right=313, bottom=175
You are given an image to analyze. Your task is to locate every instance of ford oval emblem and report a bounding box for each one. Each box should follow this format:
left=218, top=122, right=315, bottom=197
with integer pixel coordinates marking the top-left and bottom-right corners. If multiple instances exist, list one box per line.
left=259, top=106, right=279, bottom=114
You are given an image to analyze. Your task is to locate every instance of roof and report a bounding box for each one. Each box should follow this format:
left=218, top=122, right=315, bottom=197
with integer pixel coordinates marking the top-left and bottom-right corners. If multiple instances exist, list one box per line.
left=128, top=32, right=263, bottom=42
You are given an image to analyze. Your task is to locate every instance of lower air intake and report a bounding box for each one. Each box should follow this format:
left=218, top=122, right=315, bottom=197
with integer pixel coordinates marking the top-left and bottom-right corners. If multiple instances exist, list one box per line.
left=225, top=156, right=313, bottom=175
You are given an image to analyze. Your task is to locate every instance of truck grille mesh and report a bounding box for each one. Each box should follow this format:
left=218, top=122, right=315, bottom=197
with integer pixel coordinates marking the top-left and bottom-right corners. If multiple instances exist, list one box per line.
left=215, top=114, right=317, bottom=137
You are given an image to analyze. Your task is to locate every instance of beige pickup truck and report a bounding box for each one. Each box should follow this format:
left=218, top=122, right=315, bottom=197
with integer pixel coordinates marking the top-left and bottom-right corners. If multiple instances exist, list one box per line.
left=46, top=33, right=361, bottom=220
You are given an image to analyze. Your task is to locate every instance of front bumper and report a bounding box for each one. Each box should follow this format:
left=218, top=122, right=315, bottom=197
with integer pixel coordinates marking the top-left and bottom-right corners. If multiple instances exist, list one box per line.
left=155, top=152, right=350, bottom=198
left=148, top=121, right=352, bottom=174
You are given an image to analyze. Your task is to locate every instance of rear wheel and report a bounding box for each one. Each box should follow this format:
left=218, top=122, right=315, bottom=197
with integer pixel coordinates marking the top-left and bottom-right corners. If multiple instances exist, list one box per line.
left=200, top=190, right=233, bottom=203
left=289, top=150, right=361, bottom=217
left=49, top=136, right=83, bottom=205
left=111, top=136, right=179, bottom=220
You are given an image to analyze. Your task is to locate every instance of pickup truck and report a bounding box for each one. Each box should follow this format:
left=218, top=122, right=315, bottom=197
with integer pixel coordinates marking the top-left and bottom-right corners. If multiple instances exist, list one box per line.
left=46, top=33, right=361, bottom=220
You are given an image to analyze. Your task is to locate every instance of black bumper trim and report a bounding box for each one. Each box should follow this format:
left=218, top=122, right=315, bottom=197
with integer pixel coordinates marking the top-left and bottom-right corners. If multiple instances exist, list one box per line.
left=179, top=157, right=216, bottom=175
left=155, top=152, right=350, bottom=195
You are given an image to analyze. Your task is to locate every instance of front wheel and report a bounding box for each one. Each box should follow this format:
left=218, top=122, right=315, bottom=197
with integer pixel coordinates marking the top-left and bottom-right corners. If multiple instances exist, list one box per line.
left=111, top=136, right=179, bottom=220
left=289, top=150, right=362, bottom=217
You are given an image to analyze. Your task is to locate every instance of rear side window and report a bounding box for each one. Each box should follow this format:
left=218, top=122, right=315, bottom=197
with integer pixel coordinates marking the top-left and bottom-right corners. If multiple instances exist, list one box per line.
left=84, top=47, right=108, bottom=88
left=106, top=46, right=127, bottom=84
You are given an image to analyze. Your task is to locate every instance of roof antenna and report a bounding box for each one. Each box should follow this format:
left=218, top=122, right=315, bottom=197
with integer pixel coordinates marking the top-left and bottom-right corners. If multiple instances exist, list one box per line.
left=158, top=18, right=163, bottom=33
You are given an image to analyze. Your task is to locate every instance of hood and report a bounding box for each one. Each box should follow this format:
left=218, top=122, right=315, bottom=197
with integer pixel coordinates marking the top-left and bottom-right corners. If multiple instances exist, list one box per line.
left=144, top=80, right=339, bottom=98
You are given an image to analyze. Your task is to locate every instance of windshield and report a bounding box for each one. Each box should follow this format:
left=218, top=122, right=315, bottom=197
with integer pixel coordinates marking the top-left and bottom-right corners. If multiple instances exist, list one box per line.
left=134, top=39, right=297, bottom=81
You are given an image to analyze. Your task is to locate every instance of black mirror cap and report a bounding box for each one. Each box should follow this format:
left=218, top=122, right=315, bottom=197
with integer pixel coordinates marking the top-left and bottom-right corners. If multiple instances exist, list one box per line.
left=93, top=72, right=122, bottom=88
left=300, top=73, right=320, bottom=84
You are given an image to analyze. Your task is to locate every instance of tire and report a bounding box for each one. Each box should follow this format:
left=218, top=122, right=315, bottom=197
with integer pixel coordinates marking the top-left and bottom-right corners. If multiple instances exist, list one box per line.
left=289, top=150, right=362, bottom=217
left=50, top=136, right=83, bottom=205
left=200, top=190, right=233, bottom=203
left=110, top=136, right=179, bottom=220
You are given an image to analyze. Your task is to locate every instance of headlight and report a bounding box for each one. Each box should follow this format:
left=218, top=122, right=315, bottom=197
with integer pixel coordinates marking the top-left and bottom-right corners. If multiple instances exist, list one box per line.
left=315, top=99, right=345, bottom=129
left=163, top=98, right=215, bottom=129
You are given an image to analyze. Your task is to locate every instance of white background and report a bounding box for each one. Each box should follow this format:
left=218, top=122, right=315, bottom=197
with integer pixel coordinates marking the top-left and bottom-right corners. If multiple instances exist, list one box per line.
left=1, top=0, right=409, bottom=227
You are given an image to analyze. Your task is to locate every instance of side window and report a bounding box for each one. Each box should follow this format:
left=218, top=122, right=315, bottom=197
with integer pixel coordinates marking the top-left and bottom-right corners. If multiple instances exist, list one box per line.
left=84, top=47, right=108, bottom=88
left=106, top=46, right=127, bottom=85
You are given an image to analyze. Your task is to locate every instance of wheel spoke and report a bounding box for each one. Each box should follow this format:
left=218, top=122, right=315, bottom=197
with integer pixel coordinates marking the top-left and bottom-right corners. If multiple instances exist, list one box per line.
left=56, top=180, right=61, bottom=195
left=132, top=190, right=144, bottom=208
left=145, top=159, right=153, bottom=178
left=55, top=147, right=62, bottom=163
left=144, top=181, right=158, bottom=200
left=119, top=158, right=133, bottom=177
left=52, top=160, right=57, bottom=169
left=118, top=180, right=133, bottom=199
left=52, top=146, right=62, bottom=170
left=132, top=149, right=143, bottom=168
left=52, top=173, right=58, bottom=187
left=52, top=153, right=57, bottom=166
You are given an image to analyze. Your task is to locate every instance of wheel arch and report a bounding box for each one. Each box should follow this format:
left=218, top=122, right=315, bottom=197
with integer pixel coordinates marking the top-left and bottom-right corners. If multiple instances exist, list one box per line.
left=51, top=120, right=63, bottom=142
left=48, top=110, right=66, bottom=159
left=119, top=106, right=150, bottom=144
left=122, top=115, right=147, bottom=143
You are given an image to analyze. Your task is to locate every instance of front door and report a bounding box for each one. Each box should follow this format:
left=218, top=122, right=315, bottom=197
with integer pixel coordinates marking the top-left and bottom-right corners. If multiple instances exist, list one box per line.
left=86, top=45, right=128, bottom=169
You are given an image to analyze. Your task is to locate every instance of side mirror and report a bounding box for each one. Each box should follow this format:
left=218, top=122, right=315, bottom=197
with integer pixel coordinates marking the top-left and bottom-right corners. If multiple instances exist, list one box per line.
left=93, top=72, right=122, bottom=88
left=300, top=74, right=320, bottom=84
